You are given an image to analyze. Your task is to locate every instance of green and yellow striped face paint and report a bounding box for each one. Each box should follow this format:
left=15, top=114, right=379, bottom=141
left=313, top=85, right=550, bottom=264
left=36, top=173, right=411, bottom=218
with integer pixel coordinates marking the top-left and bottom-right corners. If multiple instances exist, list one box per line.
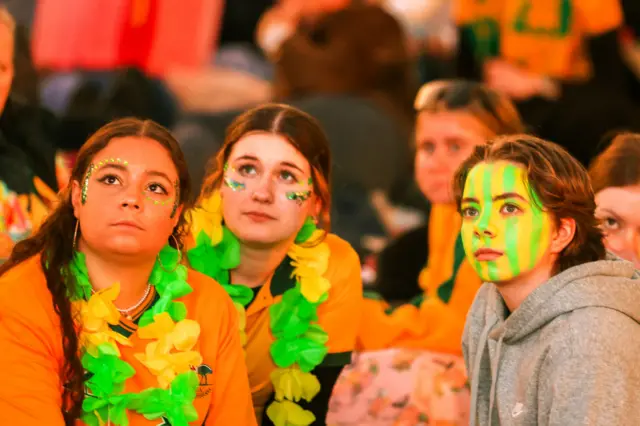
left=460, top=161, right=553, bottom=283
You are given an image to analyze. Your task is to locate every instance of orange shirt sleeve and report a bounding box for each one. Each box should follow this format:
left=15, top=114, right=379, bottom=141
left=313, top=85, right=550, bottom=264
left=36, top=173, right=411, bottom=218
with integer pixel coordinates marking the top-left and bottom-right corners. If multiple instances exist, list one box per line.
left=576, top=0, right=623, bottom=35
left=316, top=236, right=363, bottom=363
left=204, top=290, right=257, bottom=425
left=0, top=261, right=65, bottom=425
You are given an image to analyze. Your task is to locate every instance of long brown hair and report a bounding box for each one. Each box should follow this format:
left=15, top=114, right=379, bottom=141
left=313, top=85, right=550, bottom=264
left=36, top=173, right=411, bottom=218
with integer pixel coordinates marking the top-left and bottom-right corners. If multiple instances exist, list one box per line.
left=589, top=132, right=640, bottom=193
left=200, top=103, right=332, bottom=229
left=454, top=134, right=606, bottom=273
left=0, top=118, right=192, bottom=423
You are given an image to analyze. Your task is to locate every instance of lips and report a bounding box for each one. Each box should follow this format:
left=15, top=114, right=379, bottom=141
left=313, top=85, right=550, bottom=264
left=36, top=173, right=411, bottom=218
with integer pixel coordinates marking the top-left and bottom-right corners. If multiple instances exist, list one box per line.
left=244, top=211, right=276, bottom=222
left=474, top=248, right=504, bottom=261
left=111, top=220, right=144, bottom=230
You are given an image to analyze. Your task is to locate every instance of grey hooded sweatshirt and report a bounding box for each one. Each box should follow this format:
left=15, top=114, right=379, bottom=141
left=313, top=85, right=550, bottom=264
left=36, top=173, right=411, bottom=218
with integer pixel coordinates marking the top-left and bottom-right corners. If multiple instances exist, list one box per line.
left=463, top=257, right=640, bottom=425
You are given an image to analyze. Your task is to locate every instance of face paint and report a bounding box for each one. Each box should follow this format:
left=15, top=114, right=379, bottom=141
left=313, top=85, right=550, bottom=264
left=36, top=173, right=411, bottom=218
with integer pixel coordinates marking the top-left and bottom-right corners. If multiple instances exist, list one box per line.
left=460, top=161, right=552, bottom=283
left=223, top=162, right=313, bottom=204
left=81, top=158, right=128, bottom=204
left=223, top=163, right=246, bottom=191
left=286, top=177, right=313, bottom=205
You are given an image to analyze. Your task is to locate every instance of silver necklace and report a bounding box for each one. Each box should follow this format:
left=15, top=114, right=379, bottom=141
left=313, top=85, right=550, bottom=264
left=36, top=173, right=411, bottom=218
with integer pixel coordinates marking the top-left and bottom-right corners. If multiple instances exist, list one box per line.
left=91, top=283, right=152, bottom=320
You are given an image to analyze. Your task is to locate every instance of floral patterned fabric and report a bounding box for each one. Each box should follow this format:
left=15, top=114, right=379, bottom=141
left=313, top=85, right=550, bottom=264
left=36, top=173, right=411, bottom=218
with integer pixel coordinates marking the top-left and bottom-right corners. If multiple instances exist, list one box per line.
left=327, top=349, right=469, bottom=426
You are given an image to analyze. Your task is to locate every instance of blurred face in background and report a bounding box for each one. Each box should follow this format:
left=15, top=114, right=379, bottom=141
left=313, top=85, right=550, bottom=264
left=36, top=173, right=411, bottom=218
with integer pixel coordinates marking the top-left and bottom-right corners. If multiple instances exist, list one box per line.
left=595, top=185, right=640, bottom=268
left=0, top=20, right=14, bottom=116
left=414, top=110, right=493, bottom=204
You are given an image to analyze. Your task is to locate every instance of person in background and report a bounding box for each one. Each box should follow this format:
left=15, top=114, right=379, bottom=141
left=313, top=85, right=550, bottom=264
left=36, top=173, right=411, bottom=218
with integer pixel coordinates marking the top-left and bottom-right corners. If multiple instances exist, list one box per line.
left=375, top=80, right=524, bottom=302
left=589, top=133, right=640, bottom=268
left=455, top=0, right=640, bottom=166
left=187, top=104, right=363, bottom=425
left=0, top=118, right=256, bottom=425
left=459, top=135, right=640, bottom=425
left=0, top=6, right=58, bottom=260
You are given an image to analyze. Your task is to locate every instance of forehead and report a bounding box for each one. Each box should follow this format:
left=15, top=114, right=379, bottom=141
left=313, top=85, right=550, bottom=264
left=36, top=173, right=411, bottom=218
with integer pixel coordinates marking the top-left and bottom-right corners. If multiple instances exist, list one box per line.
left=416, top=110, right=492, bottom=141
left=93, top=136, right=178, bottom=179
left=464, top=161, right=531, bottom=198
left=229, top=132, right=309, bottom=171
left=596, top=185, right=640, bottom=224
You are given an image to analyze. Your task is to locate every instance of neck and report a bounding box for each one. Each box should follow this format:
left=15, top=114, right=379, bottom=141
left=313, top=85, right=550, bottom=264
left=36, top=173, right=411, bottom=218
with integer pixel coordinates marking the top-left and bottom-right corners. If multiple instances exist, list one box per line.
left=79, top=241, right=156, bottom=310
left=232, top=240, right=292, bottom=288
left=495, top=260, right=556, bottom=312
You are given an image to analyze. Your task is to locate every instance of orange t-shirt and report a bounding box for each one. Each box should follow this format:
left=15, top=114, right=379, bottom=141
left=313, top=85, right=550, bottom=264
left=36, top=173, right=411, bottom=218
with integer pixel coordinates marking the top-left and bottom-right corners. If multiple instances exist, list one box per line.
left=357, top=204, right=482, bottom=354
left=455, top=0, right=623, bottom=80
left=0, top=256, right=257, bottom=425
left=245, top=234, right=363, bottom=420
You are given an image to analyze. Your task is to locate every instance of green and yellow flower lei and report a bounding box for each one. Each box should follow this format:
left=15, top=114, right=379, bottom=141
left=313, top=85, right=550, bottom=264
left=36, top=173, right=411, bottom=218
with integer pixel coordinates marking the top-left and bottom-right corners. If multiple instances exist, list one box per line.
left=187, top=191, right=332, bottom=426
left=68, top=245, right=203, bottom=426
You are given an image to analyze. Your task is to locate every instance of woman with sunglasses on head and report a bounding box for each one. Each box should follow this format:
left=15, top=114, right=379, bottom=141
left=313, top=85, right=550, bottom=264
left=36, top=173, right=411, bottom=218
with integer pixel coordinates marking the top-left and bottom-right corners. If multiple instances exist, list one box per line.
left=589, top=133, right=640, bottom=268
left=187, top=103, right=363, bottom=425
left=0, top=118, right=255, bottom=425
left=328, top=80, right=523, bottom=425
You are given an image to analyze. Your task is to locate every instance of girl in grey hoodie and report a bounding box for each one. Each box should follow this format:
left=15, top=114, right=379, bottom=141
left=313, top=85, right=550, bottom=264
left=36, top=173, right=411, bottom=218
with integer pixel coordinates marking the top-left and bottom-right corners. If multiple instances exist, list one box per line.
left=454, top=134, right=640, bottom=426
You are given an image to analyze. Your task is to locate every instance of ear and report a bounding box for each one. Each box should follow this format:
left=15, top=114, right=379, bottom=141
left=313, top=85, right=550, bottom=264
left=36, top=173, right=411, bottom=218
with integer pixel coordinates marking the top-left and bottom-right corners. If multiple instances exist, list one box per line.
left=308, top=195, right=322, bottom=220
left=550, top=217, right=576, bottom=255
left=171, top=205, right=184, bottom=227
left=70, top=180, right=82, bottom=219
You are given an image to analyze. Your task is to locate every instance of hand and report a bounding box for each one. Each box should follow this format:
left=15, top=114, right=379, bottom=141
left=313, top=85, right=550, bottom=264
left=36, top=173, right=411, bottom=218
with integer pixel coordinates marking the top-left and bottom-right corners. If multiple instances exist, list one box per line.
left=484, top=59, right=546, bottom=101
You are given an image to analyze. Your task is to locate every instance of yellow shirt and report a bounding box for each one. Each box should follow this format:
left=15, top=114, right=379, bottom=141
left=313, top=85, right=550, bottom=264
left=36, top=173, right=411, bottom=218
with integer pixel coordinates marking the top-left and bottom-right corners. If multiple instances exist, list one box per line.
left=455, top=0, right=623, bottom=80
left=244, top=234, right=363, bottom=421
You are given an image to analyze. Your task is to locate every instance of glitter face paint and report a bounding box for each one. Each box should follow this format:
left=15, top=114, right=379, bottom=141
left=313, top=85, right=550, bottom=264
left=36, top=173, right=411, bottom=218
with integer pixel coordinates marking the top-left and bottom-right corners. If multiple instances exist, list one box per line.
left=460, top=161, right=553, bottom=283
left=82, top=157, right=180, bottom=218
left=81, top=158, right=129, bottom=204
left=223, top=162, right=312, bottom=204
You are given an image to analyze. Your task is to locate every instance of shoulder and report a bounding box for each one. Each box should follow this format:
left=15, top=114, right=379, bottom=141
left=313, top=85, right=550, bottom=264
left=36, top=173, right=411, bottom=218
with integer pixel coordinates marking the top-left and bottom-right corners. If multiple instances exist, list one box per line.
left=325, top=233, right=359, bottom=263
left=185, top=268, right=235, bottom=320
left=324, top=233, right=361, bottom=280
left=0, top=256, right=52, bottom=311
left=551, top=307, right=640, bottom=361
left=0, top=256, right=62, bottom=346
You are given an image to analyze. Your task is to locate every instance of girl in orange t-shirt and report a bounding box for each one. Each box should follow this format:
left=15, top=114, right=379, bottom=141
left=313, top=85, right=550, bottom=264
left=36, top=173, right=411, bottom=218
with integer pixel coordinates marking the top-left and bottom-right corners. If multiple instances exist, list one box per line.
left=186, top=103, right=363, bottom=425
left=0, top=118, right=256, bottom=425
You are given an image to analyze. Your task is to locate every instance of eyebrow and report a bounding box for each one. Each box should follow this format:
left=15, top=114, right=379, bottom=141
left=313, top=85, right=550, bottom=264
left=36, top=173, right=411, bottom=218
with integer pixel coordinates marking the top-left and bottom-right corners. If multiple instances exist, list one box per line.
left=234, top=154, right=305, bottom=174
left=96, top=163, right=173, bottom=183
left=461, top=192, right=527, bottom=204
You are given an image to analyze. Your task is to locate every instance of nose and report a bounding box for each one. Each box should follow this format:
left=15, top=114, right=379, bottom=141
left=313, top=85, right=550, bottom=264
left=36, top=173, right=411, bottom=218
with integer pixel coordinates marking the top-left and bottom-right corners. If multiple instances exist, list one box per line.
left=251, top=175, right=275, bottom=203
left=473, top=212, right=496, bottom=239
left=121, top=186, right=143, bottom=210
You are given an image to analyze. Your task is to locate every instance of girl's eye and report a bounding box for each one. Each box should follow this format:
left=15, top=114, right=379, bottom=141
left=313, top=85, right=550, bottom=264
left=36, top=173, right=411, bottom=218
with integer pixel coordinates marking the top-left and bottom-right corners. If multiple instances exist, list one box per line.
left=148, top=183, right=168, bottom=195
left=601, top=217, right=620, bottom=231
left=461, top=206, right=479, bottom=218
left=280, top=170, right=297, bottom=183
left=500, top=203, right=522, bottom=215
left=420, top=142, right=436, bottom=154
left=98, top=174, right=120, bottom=185
left=238, top=164, right=257, bottom=176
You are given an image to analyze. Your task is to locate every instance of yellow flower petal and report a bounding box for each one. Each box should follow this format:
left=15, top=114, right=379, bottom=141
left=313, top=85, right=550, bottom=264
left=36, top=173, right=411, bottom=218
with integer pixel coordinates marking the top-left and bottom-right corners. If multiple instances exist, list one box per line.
left=271, top=368, right=321, bottom=403
left=171, top=320, right=200, bottom=351
left=298, top=275, right=330, bottom=303
left=137, top=312, right=175, bottom=339
left=266, top=400, right=316, bottom=426
left=191, top=191, right=224, bottom=244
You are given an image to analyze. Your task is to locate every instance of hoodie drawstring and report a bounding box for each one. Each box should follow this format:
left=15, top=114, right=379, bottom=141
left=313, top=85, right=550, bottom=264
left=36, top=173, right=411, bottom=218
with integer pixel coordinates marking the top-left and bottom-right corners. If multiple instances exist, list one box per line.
left=469, top=321, right=494, bottom=426
left=488, top=333, right=505, bottom=424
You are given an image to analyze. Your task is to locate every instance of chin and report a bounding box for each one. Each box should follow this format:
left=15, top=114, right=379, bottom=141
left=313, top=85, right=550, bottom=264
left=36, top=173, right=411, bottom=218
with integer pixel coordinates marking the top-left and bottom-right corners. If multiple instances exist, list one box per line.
left=101, top=237, right=147, bottom=256
left=425, top=190, right=455, bottom=205
left=234, top=226, right=284, bottom=247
